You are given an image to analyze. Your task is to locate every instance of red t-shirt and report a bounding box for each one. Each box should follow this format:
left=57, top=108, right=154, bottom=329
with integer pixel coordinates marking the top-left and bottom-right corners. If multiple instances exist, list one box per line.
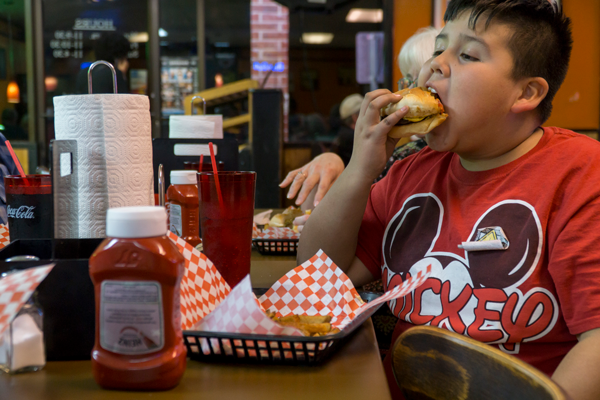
left=357, top=127, right=600, bottom=379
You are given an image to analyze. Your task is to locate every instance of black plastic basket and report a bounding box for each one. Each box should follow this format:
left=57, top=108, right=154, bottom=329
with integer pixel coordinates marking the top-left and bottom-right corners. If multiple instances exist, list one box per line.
left=183, top=291, right=382, bottom=366
left=252, top=238, right=299, bottom=255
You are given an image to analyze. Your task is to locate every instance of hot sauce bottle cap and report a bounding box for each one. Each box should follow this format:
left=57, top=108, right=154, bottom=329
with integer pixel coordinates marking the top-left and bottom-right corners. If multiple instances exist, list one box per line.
left=106, top=206, right=167, bottom=238
left=170, top=170, right=197, bottom=185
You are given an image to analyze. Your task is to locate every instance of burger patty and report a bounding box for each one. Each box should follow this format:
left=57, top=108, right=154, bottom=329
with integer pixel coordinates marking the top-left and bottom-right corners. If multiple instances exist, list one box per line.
left=393, top=116, right=432, bottom=126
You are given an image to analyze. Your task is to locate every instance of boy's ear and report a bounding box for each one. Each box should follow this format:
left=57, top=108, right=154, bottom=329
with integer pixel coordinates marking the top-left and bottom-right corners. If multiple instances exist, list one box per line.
left=511, top=77, right=549, bottom=114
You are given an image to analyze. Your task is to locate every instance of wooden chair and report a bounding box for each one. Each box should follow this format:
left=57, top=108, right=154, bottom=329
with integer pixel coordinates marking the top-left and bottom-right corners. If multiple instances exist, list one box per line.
left=392, top=326, right=569, bottom=400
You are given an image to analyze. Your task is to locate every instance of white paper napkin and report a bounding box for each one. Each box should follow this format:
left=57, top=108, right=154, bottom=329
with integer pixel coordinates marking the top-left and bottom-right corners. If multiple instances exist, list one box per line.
left=54, top=94, right=155, bottom=238
left=169, top=115, right=223, bottom=139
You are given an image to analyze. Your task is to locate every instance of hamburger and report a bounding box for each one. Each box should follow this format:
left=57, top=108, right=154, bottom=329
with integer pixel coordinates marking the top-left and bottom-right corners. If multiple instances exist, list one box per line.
left=268, top=206, right=304, bottom=228
left=381, top=87, right=448, bottom=138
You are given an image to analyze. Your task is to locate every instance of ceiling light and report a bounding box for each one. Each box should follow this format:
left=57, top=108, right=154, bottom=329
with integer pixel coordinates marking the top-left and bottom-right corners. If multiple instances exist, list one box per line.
left=301, top=33, right=334, bottom=44
left=346, top=8, right=383, bottom=23
left=159, top=28, right=168, bottom=37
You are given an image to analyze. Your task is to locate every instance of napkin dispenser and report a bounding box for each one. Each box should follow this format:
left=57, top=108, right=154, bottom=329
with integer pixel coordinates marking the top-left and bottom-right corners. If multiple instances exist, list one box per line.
left=0, top=239, right=102, bottom=361
left=50, top=139, right=79, bottom=239
left=152, top=137, right=239, bottom=193
left=169, top=96, right=224, bottom=139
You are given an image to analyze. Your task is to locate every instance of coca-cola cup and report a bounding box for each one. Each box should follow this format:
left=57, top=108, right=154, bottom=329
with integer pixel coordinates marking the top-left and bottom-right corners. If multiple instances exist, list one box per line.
left=4, top=175, right=53, bottom=241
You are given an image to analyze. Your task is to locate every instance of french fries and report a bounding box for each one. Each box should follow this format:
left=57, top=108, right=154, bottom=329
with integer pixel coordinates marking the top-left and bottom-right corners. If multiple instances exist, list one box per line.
left=266, top=312, right=341, bottom=337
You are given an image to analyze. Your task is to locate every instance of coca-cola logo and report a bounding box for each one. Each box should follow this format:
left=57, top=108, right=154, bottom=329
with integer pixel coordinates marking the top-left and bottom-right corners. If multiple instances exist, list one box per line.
left=7, top=205, right=36, bottom=219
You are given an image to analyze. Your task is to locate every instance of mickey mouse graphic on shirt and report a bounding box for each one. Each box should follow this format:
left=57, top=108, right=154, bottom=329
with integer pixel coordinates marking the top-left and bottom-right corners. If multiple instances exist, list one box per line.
left=382, top=193, right=559, bottom=354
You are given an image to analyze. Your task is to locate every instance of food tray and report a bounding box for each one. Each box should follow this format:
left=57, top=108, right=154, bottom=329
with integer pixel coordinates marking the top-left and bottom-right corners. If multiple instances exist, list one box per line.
left=252, top=238, right=299, bottom=256
left=183, top=290, right=382, bottom=366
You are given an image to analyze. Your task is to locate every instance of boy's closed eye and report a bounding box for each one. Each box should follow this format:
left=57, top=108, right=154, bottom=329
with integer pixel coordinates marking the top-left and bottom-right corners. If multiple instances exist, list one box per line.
left=431, top=49, right=480, bottom=63
left=460, top=53, right=480, bottom=62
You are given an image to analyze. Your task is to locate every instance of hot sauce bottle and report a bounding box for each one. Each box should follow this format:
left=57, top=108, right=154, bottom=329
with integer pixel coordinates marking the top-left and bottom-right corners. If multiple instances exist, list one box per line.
left=89, top=206, right=186, bottom=390
left=167, top=170, right=201, bottom=247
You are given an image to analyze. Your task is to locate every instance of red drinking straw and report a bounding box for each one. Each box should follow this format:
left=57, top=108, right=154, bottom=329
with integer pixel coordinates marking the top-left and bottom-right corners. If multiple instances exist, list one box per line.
left=200, top=154, right=204, bottom=171
left=5, top=140, right=26, bottom=178
left=208, top=142, right=224, bottom=210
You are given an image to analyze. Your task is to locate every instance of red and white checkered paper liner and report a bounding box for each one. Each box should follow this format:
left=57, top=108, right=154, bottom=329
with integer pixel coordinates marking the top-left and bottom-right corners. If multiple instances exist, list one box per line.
left=260, top=250, right=432, bottom=329
left=167, top=231, right=231, bottom=330
left=0, top=264, right=54, bottom=337
left=194, top=275, right=303, bottom=336
left=192, top=249, right=431, bottom=335
left=253, top=226, right=300, bottom=240
left=0, top=224, right=10, bottom=249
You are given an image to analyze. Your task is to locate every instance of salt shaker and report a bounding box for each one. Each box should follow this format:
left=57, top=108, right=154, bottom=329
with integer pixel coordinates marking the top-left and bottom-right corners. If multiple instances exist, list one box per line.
left=0, top=294, right=46, bottom=374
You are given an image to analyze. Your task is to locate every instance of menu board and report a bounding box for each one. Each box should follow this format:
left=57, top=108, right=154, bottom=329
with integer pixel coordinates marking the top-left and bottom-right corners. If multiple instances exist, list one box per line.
left=42, top=0, right=149, bottom=95
left=48, top=30, right=85, bottom=59
left=47, top=24, right=142, bottom=61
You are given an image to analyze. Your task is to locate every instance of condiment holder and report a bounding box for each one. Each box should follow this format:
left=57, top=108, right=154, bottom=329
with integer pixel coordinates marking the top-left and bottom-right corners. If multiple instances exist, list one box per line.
left=0, top=295, right=45, bottom=374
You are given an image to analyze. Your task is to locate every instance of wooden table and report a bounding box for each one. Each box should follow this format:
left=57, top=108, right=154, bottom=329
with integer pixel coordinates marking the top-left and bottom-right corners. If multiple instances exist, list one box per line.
left=0, top=319, right=389, bottom=400
left=250, top=250, right=299, bottom=287
left=250, top=208, right=302, bottom=287
left=0, top=250, right=392, bottom=400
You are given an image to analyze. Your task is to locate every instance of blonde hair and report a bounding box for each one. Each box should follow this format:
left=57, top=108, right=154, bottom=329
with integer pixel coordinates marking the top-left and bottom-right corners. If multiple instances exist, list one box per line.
left=397, top=27, right=440, bottom=81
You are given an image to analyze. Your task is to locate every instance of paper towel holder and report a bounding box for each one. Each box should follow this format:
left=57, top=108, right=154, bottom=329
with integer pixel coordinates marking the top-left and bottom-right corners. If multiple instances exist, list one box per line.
left=191, top=96, right=207, bottom=115
left=87, top=60, right=118, bottom=94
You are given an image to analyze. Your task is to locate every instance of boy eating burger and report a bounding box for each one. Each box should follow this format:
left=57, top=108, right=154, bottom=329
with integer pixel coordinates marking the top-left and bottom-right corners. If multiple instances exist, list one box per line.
left=298, top=1, right=600, bottom=399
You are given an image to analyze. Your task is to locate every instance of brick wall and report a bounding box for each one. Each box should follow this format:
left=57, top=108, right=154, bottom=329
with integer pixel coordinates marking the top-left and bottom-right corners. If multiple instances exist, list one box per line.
left=250, top=0, right=289, bottom=138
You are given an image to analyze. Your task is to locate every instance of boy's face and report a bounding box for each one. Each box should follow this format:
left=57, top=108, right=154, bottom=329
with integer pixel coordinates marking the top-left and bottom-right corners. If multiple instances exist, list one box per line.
left=424, top=12, right=527, bottom=158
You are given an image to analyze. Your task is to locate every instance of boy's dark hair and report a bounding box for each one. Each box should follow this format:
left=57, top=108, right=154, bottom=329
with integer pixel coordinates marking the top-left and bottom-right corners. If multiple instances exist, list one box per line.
left=94, top=32, right=130, bottom=65
left=445, top=0, right=572, bottom=123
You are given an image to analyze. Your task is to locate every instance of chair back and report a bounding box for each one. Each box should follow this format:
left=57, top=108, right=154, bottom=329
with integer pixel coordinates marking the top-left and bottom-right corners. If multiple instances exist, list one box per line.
left=392, top=326, right=568, bottom=400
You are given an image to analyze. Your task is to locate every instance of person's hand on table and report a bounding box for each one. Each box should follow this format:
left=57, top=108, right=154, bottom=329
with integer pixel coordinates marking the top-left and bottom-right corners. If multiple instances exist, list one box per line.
left=279, top=152, right=345, bottom=207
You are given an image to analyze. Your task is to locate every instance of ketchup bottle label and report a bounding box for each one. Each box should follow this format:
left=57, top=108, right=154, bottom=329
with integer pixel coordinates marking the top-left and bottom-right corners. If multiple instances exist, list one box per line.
left=169, top=204, right=182, bottom=237
left=99, top=281, right=164, bottom=355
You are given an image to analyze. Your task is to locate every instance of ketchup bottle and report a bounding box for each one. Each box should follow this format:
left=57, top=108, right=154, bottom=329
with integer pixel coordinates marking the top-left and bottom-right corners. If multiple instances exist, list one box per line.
left=89, top=206, right=187, bottom=390
left=167, top=170, right=201, bottom=247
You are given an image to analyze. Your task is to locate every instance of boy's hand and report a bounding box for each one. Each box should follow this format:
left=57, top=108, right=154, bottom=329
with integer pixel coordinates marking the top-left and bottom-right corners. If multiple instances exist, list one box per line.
left=347, top=90, right=409, bottom=182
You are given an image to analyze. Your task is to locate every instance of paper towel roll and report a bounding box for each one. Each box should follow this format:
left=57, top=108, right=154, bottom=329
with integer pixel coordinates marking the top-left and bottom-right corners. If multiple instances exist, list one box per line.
left=169, top=115, right=223, bottom=139
left=54, top=94, right=154, bottom=238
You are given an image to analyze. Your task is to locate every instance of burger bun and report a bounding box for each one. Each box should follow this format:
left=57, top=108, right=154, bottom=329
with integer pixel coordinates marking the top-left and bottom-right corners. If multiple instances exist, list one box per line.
left=382, top=87, right=444, bottom=118
left=387, top=114, right=448, bottom=138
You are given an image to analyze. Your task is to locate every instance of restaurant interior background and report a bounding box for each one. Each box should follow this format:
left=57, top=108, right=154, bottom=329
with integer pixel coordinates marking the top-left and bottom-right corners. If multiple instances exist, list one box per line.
left=0, top=0, right=598, bottom=206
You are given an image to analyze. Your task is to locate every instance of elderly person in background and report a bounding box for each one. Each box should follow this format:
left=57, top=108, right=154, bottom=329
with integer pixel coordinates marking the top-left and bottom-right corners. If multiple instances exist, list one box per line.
left=331, top=93, right=364, bottom=166
left=280, top=26, right=440, bottom=213
left=397, top=27, right=439, bottom=89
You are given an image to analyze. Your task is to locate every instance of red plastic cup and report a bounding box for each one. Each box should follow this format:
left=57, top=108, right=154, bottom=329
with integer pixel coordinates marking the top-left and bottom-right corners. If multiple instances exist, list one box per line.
left=184, top=161, right=224, bottom=172
left=197, top=171, right=256, bottom=288
left=4, top=175, right=53, bottom=241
